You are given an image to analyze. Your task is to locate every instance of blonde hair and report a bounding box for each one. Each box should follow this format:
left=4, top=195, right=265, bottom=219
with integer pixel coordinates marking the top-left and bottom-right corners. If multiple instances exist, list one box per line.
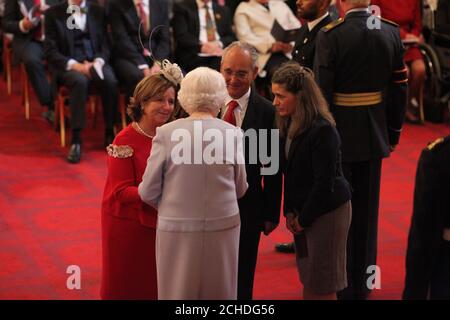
left=272, top=62, right=336, bottom=139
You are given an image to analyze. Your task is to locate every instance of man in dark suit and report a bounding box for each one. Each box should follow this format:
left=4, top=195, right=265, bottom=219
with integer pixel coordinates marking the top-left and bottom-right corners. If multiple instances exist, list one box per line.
left=220, top=41, right=282, bottom=300
left=314, top=0, right=408, bottom=299
left=3, top=0, right=60, bottom=122
left=44, top=0, right=118, bottom=163
left=403, top=136, right=450, bottom=300
left=172, top=0, right=235, bottom=72
left=275, top=0, right=334, bottom=254
left=109, top=0, right=170, bottom=102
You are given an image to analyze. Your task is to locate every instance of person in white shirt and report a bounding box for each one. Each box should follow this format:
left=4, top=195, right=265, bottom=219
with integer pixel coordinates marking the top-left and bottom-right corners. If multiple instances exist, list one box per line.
left=172, top=0, right=235, bottom=72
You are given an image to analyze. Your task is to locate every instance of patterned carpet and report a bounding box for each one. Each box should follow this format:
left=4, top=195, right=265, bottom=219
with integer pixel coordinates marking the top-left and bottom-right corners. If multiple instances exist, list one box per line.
left=0, top=75, right=449, bottom=300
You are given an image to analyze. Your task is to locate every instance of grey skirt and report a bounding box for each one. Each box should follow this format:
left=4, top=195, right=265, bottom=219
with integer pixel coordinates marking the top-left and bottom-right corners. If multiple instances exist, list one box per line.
left=294, top=200, right=352, bottom=295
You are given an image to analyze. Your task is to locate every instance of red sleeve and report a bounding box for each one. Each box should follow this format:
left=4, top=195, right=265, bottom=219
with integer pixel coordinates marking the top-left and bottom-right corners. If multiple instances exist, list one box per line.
left=106, top=151, right=141, bottom=206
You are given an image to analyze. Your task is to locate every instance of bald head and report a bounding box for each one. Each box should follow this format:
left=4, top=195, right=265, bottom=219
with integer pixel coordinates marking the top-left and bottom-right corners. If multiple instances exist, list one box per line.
left=221, top=42, right=259, bottom=99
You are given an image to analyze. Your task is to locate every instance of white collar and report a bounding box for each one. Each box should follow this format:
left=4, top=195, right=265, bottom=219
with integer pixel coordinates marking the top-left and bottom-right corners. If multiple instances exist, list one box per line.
left=196, top=0, right=212, bottom=9
left=307, top=12, right=329, bottom=31
left=225, top=88, right=251, bottom=109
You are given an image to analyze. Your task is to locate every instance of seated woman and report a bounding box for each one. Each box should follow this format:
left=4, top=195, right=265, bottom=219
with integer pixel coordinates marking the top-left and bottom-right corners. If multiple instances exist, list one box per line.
left=234, top=0, right=301, bottom=92
left=100, top=62, right=182, bottom=299
left=371, top=0, right=426, bottom=123
left=138, top=67, right=248, bottom=300
left=271, top=62, right=352, bottom=300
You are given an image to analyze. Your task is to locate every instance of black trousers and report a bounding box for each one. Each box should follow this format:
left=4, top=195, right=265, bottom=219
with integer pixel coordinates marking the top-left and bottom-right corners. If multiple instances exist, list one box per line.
left=338, top=159, right=382, bottom=300
left=113, top=58, right=144, bottom=104
left=237, top=213, right=262, bottom=300
left=430, top=240, right=450, bottom=299
left=19, top=41, right=54, bottom=109
left=59, top=64, right=118, bottom=132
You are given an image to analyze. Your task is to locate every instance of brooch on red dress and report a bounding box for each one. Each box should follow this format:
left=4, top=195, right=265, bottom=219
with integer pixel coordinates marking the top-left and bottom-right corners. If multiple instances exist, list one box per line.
left=106, top=144, right=134, bottom=158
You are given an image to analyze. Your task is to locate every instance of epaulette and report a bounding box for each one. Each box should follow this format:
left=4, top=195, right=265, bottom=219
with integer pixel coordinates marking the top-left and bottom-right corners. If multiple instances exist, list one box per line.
left=427, top=137, right=445, bottom=151
left=321, top=18, right=345, bottom=33
left=380, top=17, right=399, bottom=28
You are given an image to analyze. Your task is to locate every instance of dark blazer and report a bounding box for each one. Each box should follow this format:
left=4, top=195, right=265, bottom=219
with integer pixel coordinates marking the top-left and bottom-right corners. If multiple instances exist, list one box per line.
left=238, top=89, right=282, bottom=226
left=3, top=0, right=61, bottom=64
left=108, top=0, right=170, bottom=66
left=172, top=0, right=235, bottom=71
left=403, top=136, right=450, bottom=300
left=292, top=14, right=333, bottom=69
left=282, top=118, right=351, bottom=228
left=314, top=12, right=408, bottom=162
left=44, top=1, right=110, bottom=74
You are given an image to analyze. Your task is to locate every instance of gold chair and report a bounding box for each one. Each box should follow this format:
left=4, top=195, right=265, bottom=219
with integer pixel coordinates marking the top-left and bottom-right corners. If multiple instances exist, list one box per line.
left=3, top=34, right=13, bottom=96
left=55, top=86, right=101, bottom=147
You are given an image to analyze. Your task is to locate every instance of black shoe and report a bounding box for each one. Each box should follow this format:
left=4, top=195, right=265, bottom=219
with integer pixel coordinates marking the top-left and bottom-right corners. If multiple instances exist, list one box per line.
left=67, top=144, right=81, bottom=164
left=275, top=242, right=295, bottom=253
left=42, top=110, right=55, bottom=125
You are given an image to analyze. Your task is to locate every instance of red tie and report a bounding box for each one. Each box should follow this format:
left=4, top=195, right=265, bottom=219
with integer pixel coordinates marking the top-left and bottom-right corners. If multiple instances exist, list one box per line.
left=223, top=100, right=239, bottom=126
left=204, top=1, right=216, bottom=42
left=137, top=1, right=149, bottom=35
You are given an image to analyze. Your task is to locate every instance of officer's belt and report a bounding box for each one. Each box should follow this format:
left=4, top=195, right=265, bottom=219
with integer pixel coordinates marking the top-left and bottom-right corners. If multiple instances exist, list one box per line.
left=333, top=92, right=382, bottom=107
left=443, top=228, right=450, bottom=242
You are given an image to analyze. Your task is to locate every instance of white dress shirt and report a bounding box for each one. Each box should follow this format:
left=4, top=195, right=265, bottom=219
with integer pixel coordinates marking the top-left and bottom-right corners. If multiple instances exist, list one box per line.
left=196, top=0, right=221, bottom=46
left=221, top=88, right=251, bottom=128
left=135, top=0, right=151, bottom=69
left=307, top=12, right=329, bottom=31
left=65, top=0, right=104, bottom=73
left=134, top=0, right=150, bottom=22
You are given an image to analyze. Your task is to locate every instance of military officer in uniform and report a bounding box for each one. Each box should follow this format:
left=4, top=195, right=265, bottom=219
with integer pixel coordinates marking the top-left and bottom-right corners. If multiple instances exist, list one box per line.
left=403, top=136, right=450, bottom=300
left=292, top=0, right=333, bottom=69
left=275, top=0, right=334, bottom=254
left=314, top=0, right=408, bottom=299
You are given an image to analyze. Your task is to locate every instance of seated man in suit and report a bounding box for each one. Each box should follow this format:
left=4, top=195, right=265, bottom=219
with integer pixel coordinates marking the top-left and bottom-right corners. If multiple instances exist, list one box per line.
left=44, top=0, right=119, bottom=163
left=233, top=0, right=300, bottom=82
left=3, top=0, right=60, bottom=122
left=109, top=0, right=171, bottom=103
left=172, top=0, right=235, bottom=72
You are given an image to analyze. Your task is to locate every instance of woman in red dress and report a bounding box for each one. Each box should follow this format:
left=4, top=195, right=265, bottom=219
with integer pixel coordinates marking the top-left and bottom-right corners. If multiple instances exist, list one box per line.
left=371, top=0, right=426, bottom=123
left=100, top=64, right=182, bottom=299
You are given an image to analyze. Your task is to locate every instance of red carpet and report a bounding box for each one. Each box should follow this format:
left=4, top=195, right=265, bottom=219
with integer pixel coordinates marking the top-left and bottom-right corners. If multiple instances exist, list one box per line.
left=0, top=74, right=449, bottom=300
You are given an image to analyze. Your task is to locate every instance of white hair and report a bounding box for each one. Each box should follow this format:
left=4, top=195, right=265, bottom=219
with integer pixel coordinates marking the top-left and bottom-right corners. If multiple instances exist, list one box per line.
left=178, top=67, right=228, bottom=115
